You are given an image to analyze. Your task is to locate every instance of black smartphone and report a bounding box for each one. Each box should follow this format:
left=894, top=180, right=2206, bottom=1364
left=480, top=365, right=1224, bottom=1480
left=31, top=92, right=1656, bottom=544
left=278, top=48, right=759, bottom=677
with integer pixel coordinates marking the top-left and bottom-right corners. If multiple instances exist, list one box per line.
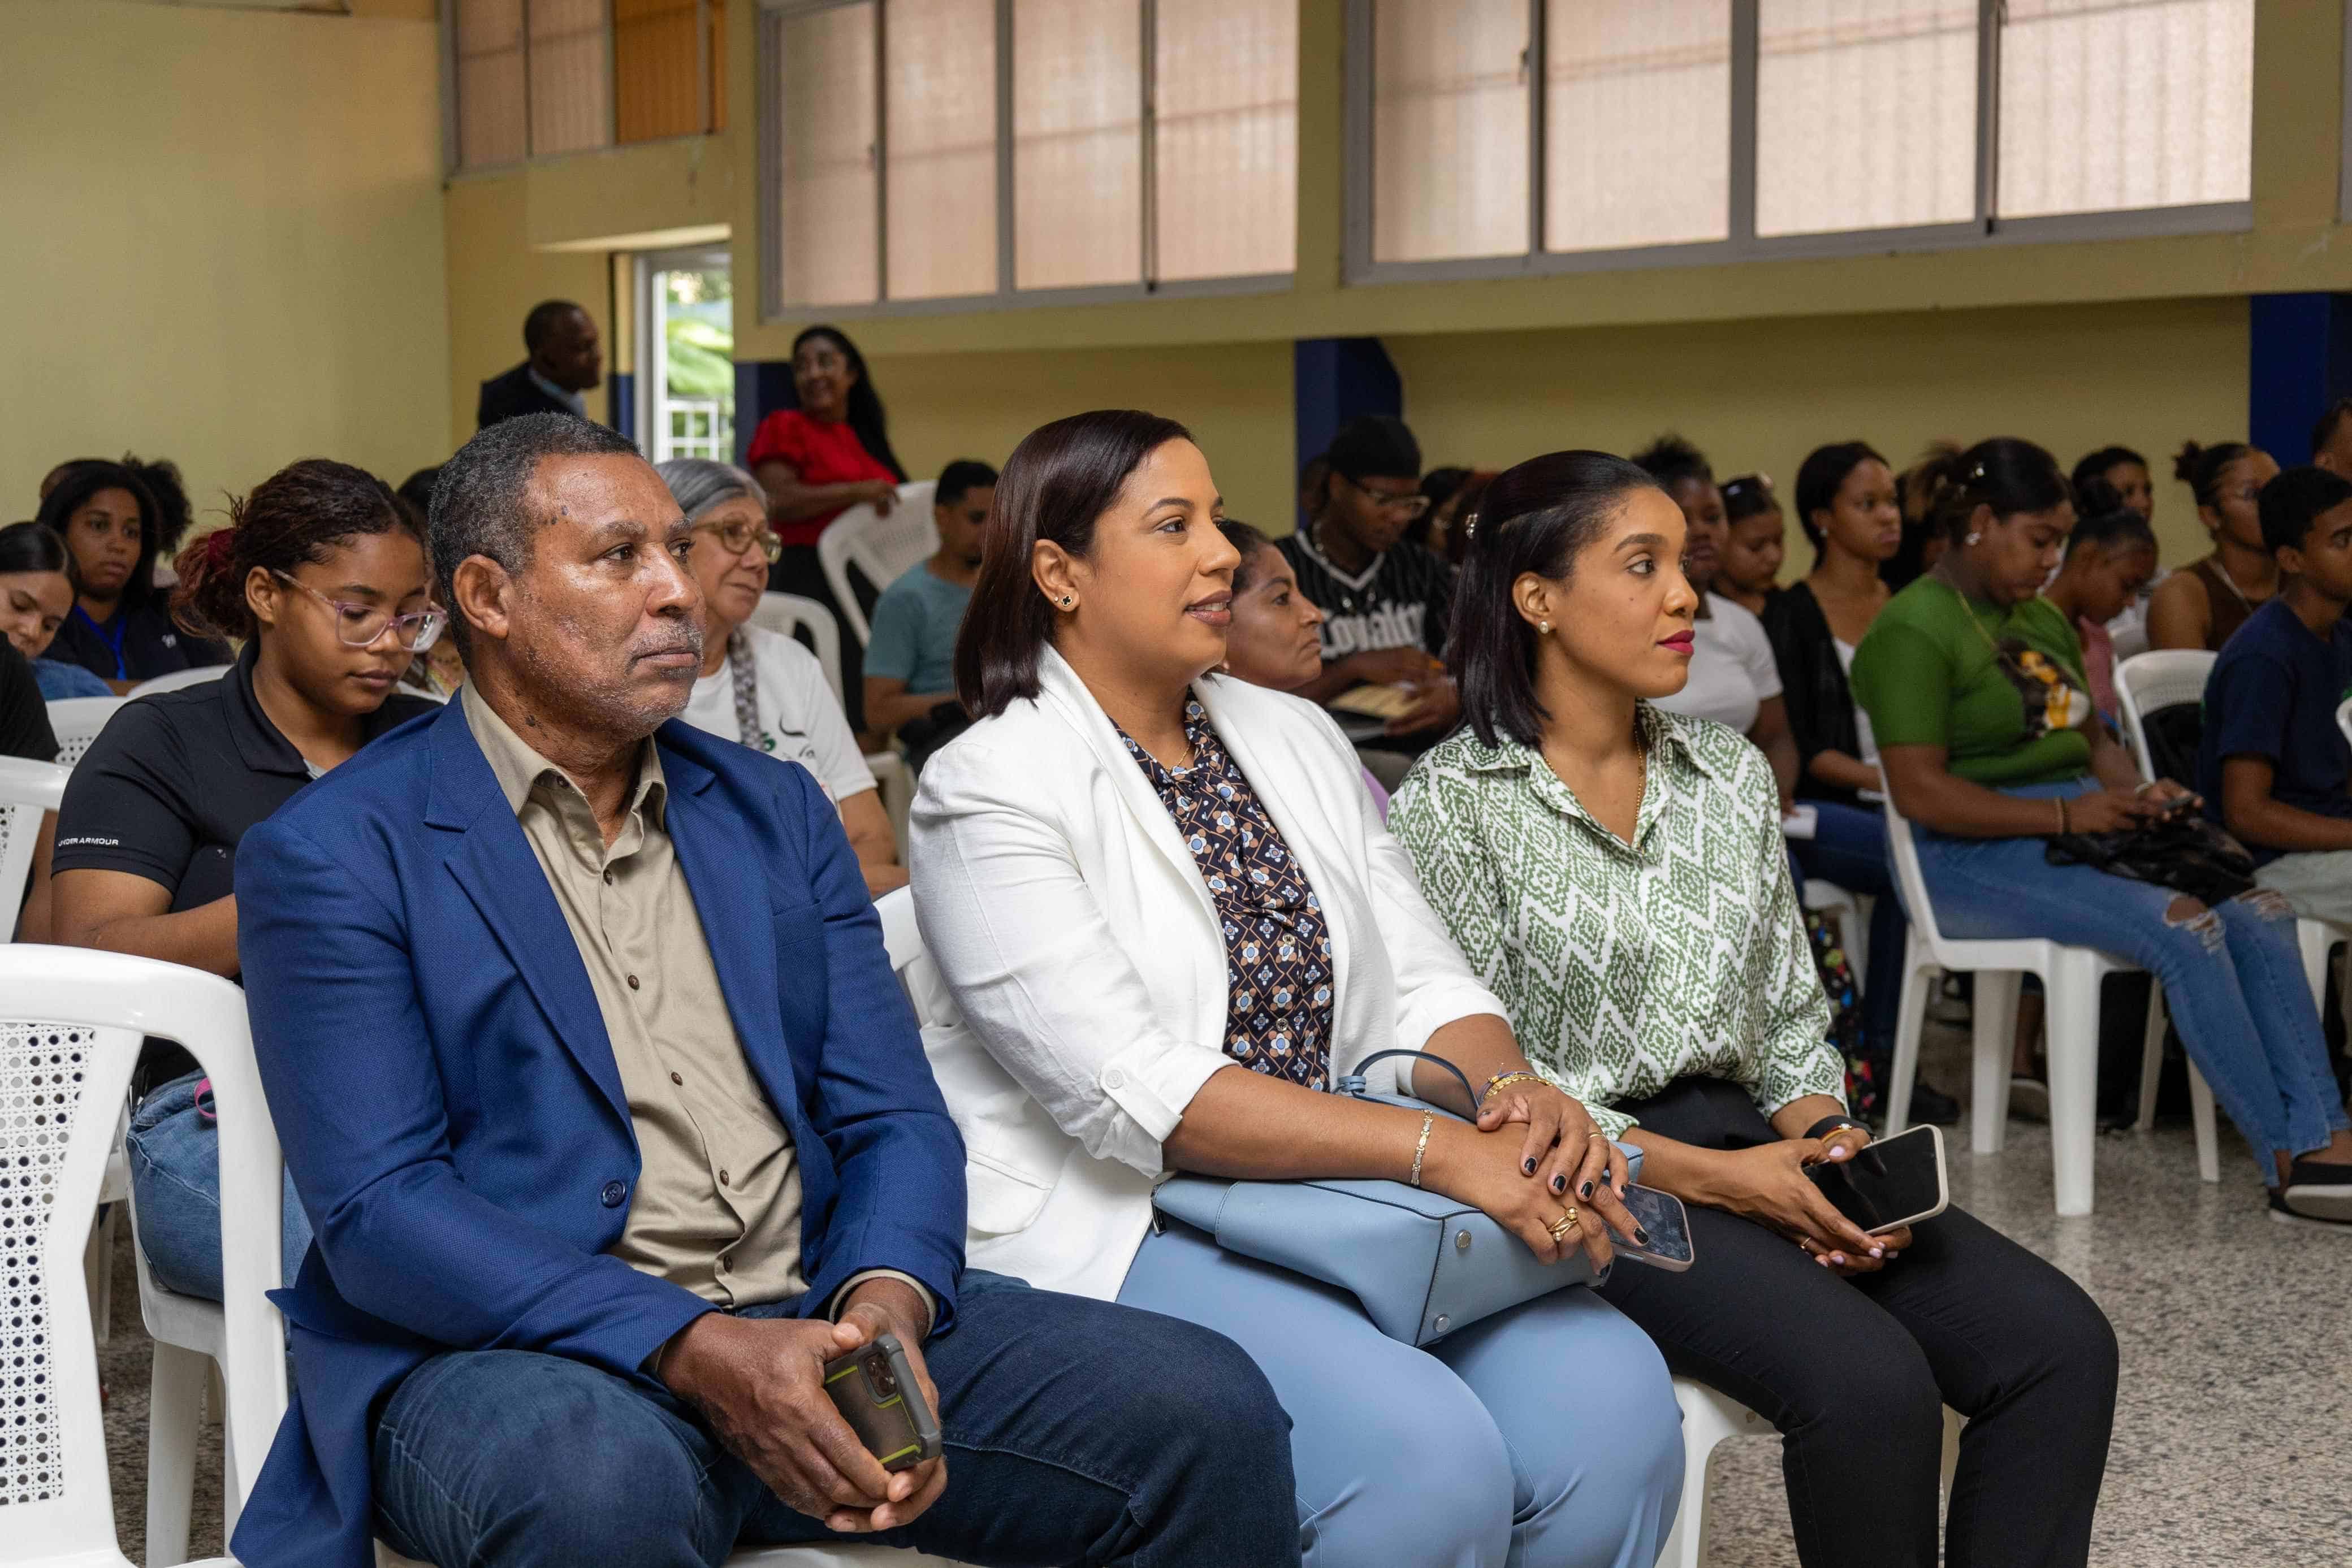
left=823, top=1332, right=943, bottom=1472
left=1806, top=1123, right=1949, bottom=1235
left=1609, top=1183, right=1695, bottom=1272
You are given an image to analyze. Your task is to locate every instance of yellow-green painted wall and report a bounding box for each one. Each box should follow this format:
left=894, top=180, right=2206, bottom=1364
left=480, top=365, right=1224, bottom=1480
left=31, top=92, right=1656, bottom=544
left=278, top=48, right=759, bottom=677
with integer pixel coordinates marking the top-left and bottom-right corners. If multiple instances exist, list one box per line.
left=443, top=175, right=616, bottom=453
left=0, top=0, right=449, bottom=518
left=1389, top=297, right=2249, bottom=574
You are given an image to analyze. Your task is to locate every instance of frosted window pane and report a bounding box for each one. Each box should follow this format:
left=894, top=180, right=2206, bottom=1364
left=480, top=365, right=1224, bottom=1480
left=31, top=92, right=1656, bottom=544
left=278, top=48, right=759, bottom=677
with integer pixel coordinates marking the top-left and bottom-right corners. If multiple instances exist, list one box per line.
left=777, top=3, right=879, bottom=307
left=885, top=0, right=997, bottom=299
left=1997, top=0, right=2252, bottom=218
left=1155, top=0, right=1298, bottom=281
left=1543, top=0, right=1729, bottom=252
left=1756, top=0, right=1975, bottom=237
left=528, top=0, right=614, bottom=157
left=1372, top=0, right=1529, bottom=263
left=456, top=0, right=527, bottom=168
left=1014, top=0, right=1143, bottom=291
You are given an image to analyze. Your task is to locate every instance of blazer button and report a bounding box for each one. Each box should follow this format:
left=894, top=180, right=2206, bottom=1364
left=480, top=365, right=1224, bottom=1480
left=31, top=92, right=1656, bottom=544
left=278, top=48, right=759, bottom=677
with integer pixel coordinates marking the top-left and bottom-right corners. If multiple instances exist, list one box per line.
left=1104, top=1068, right=1127, bottom=1089
left=600, top=1180, right=627, bottom=1207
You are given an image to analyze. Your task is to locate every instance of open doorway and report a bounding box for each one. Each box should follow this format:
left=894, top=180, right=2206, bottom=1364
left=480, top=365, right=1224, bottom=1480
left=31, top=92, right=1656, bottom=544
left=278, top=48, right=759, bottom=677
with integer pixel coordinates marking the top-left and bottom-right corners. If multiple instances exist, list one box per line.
left=635, top=248, right=733, bottom=462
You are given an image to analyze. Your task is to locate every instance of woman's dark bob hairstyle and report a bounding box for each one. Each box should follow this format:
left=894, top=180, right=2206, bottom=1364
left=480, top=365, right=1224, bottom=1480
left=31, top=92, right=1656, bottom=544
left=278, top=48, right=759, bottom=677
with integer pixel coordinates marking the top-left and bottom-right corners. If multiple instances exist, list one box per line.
left=1447, top=449, right=1663, bottom=750
left=954, top=409, right=1194, bottom=718
left=1792, top=441, right=1888, bottom=563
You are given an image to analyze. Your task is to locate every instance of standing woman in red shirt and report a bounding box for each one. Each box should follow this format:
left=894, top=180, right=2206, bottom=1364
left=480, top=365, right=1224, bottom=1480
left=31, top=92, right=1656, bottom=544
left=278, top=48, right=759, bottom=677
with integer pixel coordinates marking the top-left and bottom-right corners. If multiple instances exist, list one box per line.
left=745, top=324, right=907, bottom=731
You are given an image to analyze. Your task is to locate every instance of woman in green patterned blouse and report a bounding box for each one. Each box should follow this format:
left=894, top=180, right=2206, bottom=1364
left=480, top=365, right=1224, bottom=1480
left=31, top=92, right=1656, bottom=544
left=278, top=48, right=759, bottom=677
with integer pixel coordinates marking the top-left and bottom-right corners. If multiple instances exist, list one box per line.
left=1393, top=450, right=2117, bottom=1568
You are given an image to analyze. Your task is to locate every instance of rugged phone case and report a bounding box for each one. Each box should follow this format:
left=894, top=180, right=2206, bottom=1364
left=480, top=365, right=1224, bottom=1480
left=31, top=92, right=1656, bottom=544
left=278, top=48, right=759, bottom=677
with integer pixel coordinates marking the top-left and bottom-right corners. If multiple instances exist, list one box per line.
left=823, top=1332, right=944, bottom=1472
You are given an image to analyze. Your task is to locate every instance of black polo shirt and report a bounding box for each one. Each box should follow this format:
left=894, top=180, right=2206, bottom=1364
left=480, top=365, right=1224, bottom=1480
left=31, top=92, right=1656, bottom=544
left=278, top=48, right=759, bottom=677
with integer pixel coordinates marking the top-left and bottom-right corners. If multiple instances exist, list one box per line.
left=46, top=598, right=232, bottom=686
left=1, top=640, right=58, bottom=762
left=53, top=644, right=437, bottom=932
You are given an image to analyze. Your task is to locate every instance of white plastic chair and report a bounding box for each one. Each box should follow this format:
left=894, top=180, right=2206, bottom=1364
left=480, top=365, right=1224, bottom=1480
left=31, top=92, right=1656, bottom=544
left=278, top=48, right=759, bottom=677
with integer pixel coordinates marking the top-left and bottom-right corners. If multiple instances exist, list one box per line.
left=1881, top=787, right=2216, bottom=1215
left=1800, top=880, right=1871, bottom=991
left=1662, top=1379, right=1960, bottom=1568
left=0, top=755, right=68, bottom=939
left=750, top=593, right=912, bottom=845
left=45, top=695, right=127, bottom=768
left=0, top=946, right=284, bottom=1568
left=817, top=481, right=939, bottom=648
left=128, top=664, right=230, bottom=699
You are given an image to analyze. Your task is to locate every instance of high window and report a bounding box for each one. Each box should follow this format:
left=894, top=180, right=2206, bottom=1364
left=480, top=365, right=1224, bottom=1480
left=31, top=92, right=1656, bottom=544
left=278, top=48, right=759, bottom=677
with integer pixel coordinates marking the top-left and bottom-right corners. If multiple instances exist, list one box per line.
left=1350, top=0, right=2253, bottom=280
left=449, top=0, right=728, bottom=171
left=759, top=0, right=1298, bottom=315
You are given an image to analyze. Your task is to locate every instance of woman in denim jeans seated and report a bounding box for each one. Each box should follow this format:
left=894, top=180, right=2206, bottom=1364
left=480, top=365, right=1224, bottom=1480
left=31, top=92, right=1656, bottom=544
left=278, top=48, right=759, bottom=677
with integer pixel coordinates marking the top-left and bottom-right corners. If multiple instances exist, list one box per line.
left=51, top=460, right=443, bottom=1298
left=1850, top=438, right=2352, bottom=1227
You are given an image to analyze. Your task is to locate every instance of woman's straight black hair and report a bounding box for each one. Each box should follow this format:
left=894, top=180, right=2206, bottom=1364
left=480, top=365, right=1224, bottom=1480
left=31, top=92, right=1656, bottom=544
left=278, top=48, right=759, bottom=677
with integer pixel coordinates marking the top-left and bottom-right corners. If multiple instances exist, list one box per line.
left=954, top=409, right=1194, bottom=718
left=1792, top=441, right=1888, bottom=566
left=793, top=324, right=908, bottom=484
left=1447, top=449, right=1663, bottom=750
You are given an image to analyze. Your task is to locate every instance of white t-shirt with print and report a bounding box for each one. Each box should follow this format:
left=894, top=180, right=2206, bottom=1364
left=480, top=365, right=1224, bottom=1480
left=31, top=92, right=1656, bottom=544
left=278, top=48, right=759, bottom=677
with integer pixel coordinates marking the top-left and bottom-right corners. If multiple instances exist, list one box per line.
left=678, top=623, right=877, bottom=804
left=1651, top=593, right=1782, bottom=735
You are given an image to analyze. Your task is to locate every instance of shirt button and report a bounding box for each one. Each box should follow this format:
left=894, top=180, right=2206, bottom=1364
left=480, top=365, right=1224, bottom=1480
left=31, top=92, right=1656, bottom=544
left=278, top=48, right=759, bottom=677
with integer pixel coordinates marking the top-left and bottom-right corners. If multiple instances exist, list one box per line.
left=719, top=1169, right=731, bottom=1187
left=669, top=1071, right=683, bottom=1086
left=1104, top=1068, right=1127, bottom=1089
left=603, top=870, right=614, bottom=885
left=717, top=1254, right=732, bottom=1273
left=626, top=974, right=641, bottom=990
left=599, top=1180, right=626, bottom=1208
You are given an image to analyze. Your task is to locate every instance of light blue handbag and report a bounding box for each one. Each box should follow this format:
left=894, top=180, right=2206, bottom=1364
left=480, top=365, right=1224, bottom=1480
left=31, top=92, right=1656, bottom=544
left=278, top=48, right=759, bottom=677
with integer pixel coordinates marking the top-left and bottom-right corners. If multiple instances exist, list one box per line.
left=1150, top=1051, right=1630, bottom=1346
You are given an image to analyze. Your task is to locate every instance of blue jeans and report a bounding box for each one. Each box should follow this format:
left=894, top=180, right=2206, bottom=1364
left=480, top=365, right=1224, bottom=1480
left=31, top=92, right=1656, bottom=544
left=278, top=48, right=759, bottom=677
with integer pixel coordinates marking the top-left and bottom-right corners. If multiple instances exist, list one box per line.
left=1118, top=1224, right=1683, bottom=1568
left=125, top=1070, right=312, bottom=1301
left=1790, top=799, right=1909, bottom=1056
left=1913, top=780, right=2349, bottom=1183
left=373, top=1269, right=1300, bottom=1568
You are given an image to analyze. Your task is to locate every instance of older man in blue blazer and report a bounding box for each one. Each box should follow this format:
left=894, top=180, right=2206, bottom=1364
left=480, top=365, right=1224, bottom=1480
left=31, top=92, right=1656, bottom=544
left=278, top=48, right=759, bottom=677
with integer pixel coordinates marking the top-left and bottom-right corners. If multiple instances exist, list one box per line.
left=229, top=414, right=1298, bottom=1568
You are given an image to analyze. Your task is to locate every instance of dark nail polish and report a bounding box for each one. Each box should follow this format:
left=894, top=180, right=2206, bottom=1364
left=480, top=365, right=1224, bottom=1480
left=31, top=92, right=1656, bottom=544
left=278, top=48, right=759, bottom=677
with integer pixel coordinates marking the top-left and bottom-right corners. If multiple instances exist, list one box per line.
left=1635, top=1227, right=1651, bottom=1245
left=1580, top=1180, right=1594, bottom=1199
left=1523, top=1158, right=1536, bottom=1175
left=1551, top=1175, right=1566, bottom=1193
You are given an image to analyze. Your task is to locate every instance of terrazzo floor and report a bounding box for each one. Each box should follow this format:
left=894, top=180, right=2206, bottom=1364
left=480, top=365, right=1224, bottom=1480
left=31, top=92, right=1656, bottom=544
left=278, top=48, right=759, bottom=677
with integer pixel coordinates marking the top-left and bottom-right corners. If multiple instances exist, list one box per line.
left=94, top=1016, right=2352, bottom=1566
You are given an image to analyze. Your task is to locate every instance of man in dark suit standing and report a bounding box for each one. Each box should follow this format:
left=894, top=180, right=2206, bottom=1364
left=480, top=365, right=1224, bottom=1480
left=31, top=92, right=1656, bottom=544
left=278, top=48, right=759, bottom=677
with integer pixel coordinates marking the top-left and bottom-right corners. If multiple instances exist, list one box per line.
left=476, top=300, right=604, bottom=430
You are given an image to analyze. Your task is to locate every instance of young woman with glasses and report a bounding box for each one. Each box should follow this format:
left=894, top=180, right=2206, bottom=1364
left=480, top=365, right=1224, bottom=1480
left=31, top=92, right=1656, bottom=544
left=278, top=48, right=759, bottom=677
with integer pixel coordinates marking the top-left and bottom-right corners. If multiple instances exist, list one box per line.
left=50, top=458, right=443, bottom=1304
left=656, top=458, right=905, bottom=895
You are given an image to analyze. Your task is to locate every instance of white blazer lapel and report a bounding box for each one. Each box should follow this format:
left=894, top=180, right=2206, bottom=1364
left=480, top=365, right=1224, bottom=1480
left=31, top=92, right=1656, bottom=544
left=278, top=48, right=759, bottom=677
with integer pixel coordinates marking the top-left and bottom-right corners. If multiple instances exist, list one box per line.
left=1034, top=648, right=1218, bottom=924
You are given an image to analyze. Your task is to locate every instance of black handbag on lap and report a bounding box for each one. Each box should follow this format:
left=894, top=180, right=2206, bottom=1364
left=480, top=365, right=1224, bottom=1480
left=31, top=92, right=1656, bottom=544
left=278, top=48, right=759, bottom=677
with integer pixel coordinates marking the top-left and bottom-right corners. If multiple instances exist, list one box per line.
left=2044, top=812, right=2256, bottom=906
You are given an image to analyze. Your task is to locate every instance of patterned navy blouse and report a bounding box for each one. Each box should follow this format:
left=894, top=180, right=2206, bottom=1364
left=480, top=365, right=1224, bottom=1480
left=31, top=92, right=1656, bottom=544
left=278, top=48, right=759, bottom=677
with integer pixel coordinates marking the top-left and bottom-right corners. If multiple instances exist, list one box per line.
left=1117, top=701, right=1336, bottom=1088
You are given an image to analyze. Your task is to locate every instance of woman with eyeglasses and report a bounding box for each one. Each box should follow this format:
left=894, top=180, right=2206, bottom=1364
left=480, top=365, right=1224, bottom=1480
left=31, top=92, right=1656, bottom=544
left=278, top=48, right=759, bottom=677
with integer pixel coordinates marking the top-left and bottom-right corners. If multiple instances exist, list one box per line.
left=657, top=458, right=906, bottom=896
left=50, top=458, right=442, bottom=1304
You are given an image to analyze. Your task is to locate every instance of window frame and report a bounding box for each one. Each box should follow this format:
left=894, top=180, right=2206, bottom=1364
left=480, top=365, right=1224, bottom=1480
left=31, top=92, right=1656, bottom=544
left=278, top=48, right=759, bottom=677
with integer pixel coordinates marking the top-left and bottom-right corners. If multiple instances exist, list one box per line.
left=443, top=0, right=723, bottom=177
left=1342, top=0, right=2254, bottom=287
left=755, top=0, right=1298, bottom=323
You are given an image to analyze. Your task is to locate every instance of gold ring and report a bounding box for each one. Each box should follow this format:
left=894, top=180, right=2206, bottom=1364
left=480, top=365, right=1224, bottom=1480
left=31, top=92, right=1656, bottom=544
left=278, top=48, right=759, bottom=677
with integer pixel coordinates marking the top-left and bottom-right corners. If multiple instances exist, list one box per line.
left=1548, top=1209, right=1580, bottom=1240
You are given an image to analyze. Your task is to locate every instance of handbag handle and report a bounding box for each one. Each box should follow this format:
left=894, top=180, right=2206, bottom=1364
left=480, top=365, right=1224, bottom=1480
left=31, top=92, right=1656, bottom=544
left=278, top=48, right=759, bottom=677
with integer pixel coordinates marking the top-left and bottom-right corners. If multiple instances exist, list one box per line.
left=1338, top=1049, right=1480, bottom=1114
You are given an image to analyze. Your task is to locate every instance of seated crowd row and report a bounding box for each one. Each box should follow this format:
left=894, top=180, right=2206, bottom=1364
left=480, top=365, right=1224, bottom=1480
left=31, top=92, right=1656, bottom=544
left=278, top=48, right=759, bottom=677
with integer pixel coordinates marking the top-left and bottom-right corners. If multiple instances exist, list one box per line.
left=5, top=385, right=2350, bottom=1568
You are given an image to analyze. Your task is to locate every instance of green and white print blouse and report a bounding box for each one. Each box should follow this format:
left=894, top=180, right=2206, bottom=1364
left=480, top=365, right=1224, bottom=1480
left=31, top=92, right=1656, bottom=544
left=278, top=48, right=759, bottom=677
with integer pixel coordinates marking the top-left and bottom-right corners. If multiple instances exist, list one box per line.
left=1391, top=705, right=1843, bottom=1139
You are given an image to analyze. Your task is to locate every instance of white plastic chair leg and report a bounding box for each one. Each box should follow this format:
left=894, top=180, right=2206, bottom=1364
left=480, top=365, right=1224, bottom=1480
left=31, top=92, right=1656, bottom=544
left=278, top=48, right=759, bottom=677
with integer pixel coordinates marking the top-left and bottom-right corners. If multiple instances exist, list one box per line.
left=83, top=1204, right=118, bottom=1346
left=1662, top=1380, right=1762, bottom=1568
left=2135, top=989, right=2169, bottom=1132
left=2297, top=920, right=2335, bottom=1021
left=1886, top=938, right=1934, bottom=1138
left=1846, top=894, right=1874, bottom=994
left=2187, top=1061, right=2220, bottom=1184
left=1970, top=971, right=2024, bottom=1156
left=147, top=1339, right=210, bottom=1567
left=1940, top=1407, right=1964, bottom=1500
left=2045, top=954, right=2103, bottom=1218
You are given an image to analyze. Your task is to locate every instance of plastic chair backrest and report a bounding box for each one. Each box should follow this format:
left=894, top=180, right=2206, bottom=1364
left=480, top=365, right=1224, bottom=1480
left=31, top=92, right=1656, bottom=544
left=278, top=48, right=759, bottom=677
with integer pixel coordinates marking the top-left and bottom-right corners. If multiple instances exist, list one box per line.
left=749, top=592, right=847, bottom=708
left=2113, top=649, right=2215, bottom=781
left=43, top=697, right=126, bottom=770
left=128, top=665, right=230, bottom=700
left=0, top=759, right=70, bottom=941
left=2337, top=693, right=2352, bottom=753
left=817, top=482, right=938, bottom=647
left=0, top=947, right=285, bottom=1563
left=1877, top=783, right=1952, bottom=959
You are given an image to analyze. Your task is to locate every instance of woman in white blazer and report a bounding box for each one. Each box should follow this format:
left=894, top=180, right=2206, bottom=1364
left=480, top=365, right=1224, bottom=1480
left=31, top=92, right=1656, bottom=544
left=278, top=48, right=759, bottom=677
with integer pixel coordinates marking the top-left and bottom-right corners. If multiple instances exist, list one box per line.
left=909, top=410, right=1683, bottom=1568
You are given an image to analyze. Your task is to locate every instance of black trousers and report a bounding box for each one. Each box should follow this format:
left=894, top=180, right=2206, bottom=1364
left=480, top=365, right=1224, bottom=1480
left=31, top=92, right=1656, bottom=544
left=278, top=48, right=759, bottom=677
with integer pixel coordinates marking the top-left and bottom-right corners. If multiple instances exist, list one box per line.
left=771, top=544, right=866, bottom=732
left=1597, top=1078, right=2118, bottom=1568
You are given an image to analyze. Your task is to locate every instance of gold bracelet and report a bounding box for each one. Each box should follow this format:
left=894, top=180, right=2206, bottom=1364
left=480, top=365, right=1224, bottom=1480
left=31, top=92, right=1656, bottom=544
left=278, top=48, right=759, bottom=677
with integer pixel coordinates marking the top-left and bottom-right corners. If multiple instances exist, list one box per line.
left=2058, top=797, right=2070, bottom=835
left=1480, top=1071, right=1548, bottom=1106
left=1409, top=1108, right=1436, bottom=1188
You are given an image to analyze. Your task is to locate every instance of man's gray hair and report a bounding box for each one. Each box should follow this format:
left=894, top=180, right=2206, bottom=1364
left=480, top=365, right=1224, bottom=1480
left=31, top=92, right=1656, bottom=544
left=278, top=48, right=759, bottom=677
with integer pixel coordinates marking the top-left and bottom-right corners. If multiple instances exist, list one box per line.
left=655, top=458, right=769, bottom=526
left=429, top=414, right=644, bottom=647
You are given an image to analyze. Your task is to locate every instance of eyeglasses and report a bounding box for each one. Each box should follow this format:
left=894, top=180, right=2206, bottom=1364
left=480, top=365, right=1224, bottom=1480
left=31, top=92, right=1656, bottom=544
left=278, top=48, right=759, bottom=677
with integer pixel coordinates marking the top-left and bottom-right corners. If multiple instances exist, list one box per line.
left=271, top=571, right=447, bottom=651
left=1338, top=473, right=1431, bottom=519
left=693, top=518, right=784, bottom=564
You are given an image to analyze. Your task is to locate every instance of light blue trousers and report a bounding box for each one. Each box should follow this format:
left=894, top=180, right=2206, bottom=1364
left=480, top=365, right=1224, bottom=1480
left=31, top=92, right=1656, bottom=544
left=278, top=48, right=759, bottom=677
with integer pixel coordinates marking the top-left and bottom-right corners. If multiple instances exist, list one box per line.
left=1117, top=1223, right=1683, bottom=1568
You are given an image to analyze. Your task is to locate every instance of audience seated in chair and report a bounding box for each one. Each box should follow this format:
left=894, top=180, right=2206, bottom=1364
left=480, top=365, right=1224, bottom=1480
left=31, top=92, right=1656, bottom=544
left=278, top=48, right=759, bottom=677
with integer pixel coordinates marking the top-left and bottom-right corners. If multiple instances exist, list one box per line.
left=37, top=460, right=230, bottom=691
left=655, top=457, right=905, bottom=896
left=2147, top=439, right=2278, bottom=652
left=0, top=520, right=111, bottom=698
left=228, top=413, right=1296, bottom=1568
left=2041, top=499, right=2159, bottom=725
left=1389, top=449, right=2120, bottom=1568
left=1850, top=439, right=2352, bottom=1227
left=1712, top=473, right=1784, bottom=618
left=2199, top=466, right=2352, bottom=941
left=52, top=458, right=443, bottom=1303
left=864, top=458, right=995, bottom=772
left=910, top=410, right=1683, bottom=1568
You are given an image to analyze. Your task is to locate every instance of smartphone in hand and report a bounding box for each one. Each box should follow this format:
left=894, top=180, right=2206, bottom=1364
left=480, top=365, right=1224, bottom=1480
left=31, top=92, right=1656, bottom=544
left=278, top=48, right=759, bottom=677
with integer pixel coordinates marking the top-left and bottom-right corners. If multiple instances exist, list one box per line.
left=1610, top=1184, right=1696, bottom=1272
left=823, top=1332, right=943, bottom=1472
left=1806, top=1123, right=1949, bottom=1235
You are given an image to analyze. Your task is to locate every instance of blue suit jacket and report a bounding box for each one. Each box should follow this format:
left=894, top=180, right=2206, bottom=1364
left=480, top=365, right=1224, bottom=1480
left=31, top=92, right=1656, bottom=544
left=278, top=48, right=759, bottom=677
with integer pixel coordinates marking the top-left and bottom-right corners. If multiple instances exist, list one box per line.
left=228, top=698, right=967, bottom=1568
